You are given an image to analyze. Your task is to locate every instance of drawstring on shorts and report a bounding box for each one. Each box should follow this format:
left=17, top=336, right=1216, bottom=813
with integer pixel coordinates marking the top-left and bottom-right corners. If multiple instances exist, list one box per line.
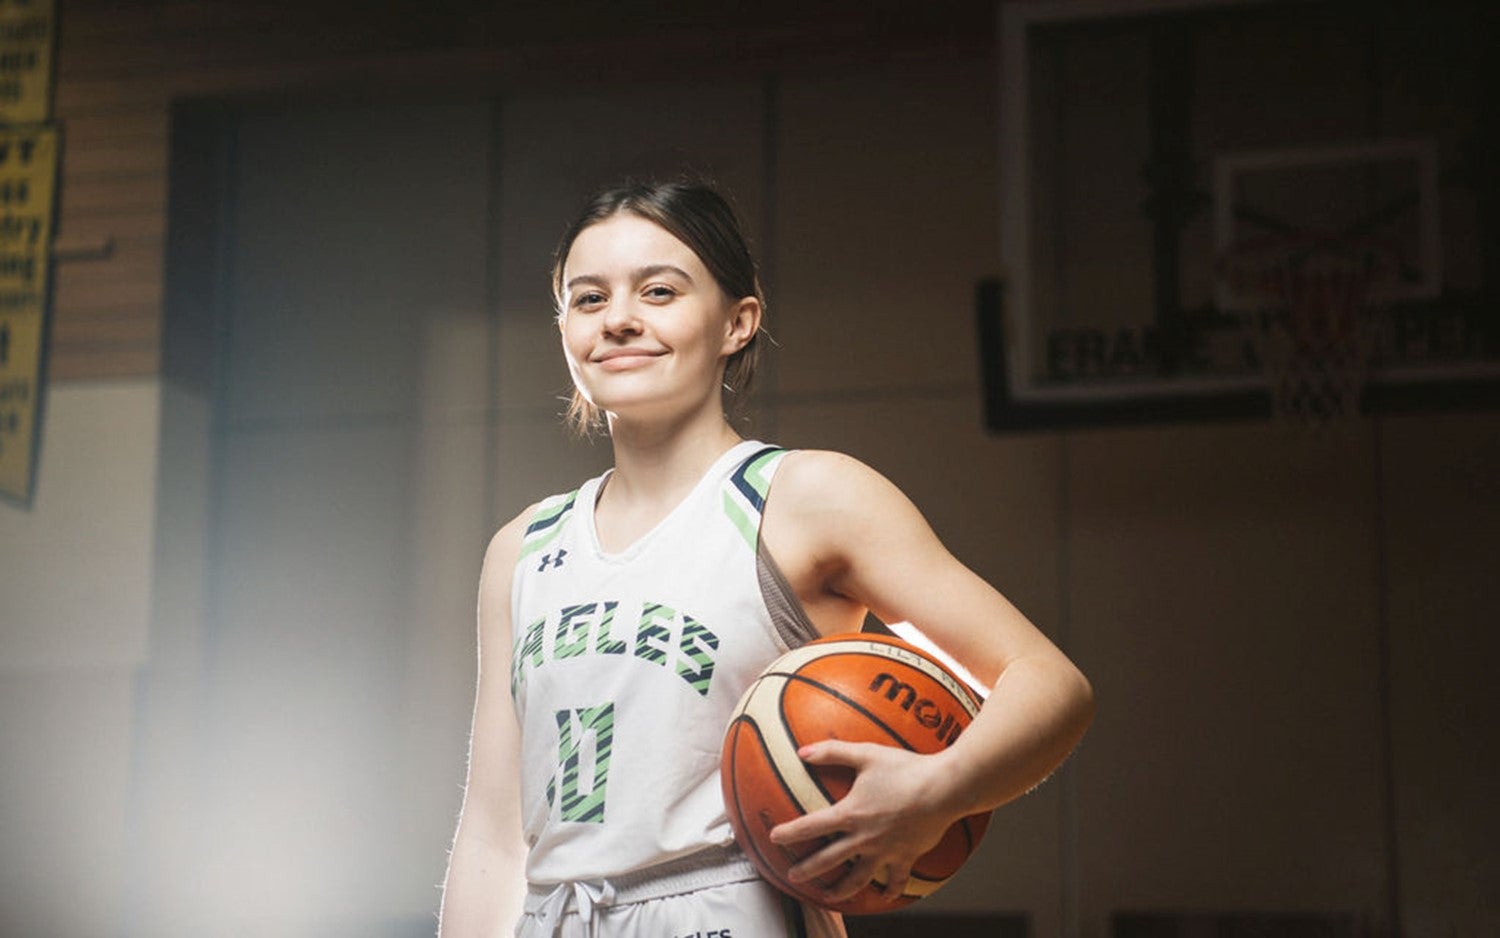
left=533, top=879, right=617, bottom=937
left=523, top=844, right=760, bottom=937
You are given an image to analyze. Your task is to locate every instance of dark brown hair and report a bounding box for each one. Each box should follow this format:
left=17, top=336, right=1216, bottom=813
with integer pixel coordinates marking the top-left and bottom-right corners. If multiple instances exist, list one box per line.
left=551, top=180, right=765, bottom=433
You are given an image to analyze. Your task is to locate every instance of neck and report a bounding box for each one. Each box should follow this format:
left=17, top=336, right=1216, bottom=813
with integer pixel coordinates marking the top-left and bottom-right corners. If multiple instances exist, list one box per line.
left=603, top=410, right=744, bottom=507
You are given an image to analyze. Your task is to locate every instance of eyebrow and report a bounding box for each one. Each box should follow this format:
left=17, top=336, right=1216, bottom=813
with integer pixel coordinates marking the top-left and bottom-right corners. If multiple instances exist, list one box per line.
left=565, top=264, right=696, bottom=294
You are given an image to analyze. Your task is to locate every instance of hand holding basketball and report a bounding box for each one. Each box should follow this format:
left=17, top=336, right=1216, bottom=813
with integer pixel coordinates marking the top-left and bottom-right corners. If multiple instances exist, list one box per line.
left=771, top=736, right=971, bottom=905
left=721, top=633, right=991, bottom=915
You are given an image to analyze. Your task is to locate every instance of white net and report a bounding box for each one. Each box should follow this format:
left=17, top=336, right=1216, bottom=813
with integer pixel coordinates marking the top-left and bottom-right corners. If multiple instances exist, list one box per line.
left=1218, top=235, right=1398, bottom=429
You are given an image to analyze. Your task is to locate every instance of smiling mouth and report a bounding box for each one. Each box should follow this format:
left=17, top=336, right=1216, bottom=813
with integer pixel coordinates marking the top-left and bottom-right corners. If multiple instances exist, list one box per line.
left=594, top=349, right=660, bottom=359
left=592, top=349, right=665, bottom=369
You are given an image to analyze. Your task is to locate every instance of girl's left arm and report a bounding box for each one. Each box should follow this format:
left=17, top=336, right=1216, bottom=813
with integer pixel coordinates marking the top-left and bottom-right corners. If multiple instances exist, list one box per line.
left=763, top=450, right=1095, bottom=905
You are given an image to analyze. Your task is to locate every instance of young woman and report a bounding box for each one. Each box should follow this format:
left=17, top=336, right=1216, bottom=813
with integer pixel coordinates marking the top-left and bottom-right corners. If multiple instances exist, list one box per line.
left=439, top=181, right=1094, bottom=938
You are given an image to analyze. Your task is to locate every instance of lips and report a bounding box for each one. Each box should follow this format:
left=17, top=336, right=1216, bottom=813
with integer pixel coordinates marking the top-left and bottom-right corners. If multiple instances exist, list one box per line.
left=592, top=347, right=666, bottom=368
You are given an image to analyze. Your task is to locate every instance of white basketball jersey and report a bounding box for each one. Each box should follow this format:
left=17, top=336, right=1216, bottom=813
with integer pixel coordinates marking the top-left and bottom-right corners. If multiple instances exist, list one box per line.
left=510, top=441, right=809, bottom=884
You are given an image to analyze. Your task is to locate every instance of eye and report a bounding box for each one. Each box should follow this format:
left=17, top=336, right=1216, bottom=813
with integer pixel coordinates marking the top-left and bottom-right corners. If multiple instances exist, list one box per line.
left=572, top=290, right=606, bottom=310
left=643, top=284, right=677, bottom=302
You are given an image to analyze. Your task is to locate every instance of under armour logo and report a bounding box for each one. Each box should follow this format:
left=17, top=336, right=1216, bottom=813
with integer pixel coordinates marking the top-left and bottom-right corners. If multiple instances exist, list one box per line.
left=537, top=549, right=568, bottom=572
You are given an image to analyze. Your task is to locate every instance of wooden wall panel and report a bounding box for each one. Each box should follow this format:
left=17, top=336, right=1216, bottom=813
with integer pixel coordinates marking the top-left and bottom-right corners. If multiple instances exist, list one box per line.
left=59, top=171, right=166, bottom=216
left=59, top=206, right=163, bottom=246
left=46, top=340, right=159, bottom=380
left=63, top=136, right=165, bottom=177
left=51, top=2, right=180, bottom=380
left=55, top=242, right=161, bottom=313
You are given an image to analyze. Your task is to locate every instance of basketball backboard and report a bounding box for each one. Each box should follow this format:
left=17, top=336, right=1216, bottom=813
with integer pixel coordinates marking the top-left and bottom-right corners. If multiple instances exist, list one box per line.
left=984, top=0, right=1498, bottom=429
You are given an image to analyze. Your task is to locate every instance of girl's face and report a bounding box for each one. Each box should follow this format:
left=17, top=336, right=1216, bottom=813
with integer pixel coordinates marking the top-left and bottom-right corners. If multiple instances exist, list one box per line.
left=558, top=213, right=758, bottom=425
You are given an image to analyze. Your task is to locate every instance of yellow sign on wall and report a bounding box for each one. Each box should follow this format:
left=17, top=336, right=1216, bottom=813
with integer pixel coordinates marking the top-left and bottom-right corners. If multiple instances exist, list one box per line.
left=0, top=123, right=57, bottom=502
left=0, top=0, right=56, bottom=125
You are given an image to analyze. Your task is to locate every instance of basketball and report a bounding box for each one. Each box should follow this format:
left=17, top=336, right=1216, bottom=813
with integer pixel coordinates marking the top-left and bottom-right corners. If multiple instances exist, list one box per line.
left=721, top=632, right=990, bottom=915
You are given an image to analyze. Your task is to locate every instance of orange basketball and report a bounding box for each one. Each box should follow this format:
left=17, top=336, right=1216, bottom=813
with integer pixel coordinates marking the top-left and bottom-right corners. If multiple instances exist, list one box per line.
left=721, top=633, right=990, bottom=915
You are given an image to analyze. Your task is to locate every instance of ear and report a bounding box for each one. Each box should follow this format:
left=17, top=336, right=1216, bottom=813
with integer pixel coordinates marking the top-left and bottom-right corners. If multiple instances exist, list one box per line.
left=721, top=296, right=761, bottom=356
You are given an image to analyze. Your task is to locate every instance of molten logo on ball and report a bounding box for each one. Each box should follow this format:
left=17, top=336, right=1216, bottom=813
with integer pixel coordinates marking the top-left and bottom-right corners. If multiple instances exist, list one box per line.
left=869, top=672, right=965, bottom=745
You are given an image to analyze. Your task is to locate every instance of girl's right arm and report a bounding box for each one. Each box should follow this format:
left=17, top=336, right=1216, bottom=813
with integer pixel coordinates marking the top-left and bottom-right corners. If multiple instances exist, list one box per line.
left=439, top=512, right=533, bottom=937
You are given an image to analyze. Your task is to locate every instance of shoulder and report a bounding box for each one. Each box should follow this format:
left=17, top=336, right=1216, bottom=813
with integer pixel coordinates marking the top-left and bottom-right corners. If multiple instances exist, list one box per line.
left=478, top=504, right=541, bottom=597
left=769, top=450, right=930, bottom=550
left=484, top=507, right=534, bottom=565
left=763, top=449, right=961, bottom=631
left=773, top=449, right=911, bottom=515
left=773, top=448, right=877, bottom=492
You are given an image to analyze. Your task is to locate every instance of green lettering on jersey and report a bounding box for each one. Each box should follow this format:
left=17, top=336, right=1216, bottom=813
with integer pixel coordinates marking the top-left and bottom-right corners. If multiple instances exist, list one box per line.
left=594, top=601, right=625, bottom=655
left=676, top=615, right=719, bottom=697
left=555, top=603, right=595, bottom=659
left=514, top=601, right=722, bottom=698
left=634, top=603, right=674, bottom=666
left=547, top=702, right=615, bottom=823
left=511, top=616, right=546, bottom=698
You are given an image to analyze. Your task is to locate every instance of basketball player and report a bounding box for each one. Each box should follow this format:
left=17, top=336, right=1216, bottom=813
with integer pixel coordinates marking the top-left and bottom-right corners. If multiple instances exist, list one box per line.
left=439, top=181, right=1094, bottom=937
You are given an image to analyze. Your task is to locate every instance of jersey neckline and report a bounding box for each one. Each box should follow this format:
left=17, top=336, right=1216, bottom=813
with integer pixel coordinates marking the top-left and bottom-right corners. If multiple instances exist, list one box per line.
left=581, top=439, right=765, bottom=564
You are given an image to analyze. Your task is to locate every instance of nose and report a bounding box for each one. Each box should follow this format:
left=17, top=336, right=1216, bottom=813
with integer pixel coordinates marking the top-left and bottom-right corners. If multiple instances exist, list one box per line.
left=600, top=296, right=641, bottom=338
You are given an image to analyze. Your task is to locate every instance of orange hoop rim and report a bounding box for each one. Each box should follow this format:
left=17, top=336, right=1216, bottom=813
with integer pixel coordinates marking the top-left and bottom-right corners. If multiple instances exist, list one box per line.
left=1216, top=231, right=1406, bottom=301
left=1217, top=231, right=1404, bottom=351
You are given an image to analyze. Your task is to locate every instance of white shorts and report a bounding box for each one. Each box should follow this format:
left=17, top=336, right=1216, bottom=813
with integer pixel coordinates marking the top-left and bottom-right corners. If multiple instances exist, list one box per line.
left=517, top=847, right=844, bottom=938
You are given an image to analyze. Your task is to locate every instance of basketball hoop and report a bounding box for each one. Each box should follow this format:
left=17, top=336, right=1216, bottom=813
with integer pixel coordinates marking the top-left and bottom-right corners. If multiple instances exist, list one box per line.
left=1217, top=233, right=1401, bottom=429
